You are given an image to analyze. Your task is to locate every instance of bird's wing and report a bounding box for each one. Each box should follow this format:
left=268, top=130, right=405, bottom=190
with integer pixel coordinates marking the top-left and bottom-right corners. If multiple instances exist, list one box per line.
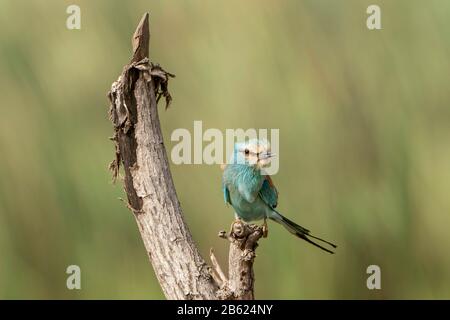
left=259, top=175, right=278, bottom=209
left=223, top=184, right=231, bottom=205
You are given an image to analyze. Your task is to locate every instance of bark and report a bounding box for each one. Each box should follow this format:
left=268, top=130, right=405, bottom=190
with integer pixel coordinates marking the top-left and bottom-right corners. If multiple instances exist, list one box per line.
left=213, top=221, right=264, bottom=300
left=107, top=12, right=263, bottom=300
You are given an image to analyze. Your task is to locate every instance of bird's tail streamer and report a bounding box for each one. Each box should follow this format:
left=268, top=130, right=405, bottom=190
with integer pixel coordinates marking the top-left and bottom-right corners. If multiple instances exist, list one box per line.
left=269, top=211, right=337, bottom=254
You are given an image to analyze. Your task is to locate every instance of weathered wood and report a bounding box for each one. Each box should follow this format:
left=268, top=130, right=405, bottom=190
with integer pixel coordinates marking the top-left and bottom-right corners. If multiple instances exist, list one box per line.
left=107, top=12, right=263, bottom=300
left=216, top=221, right=264, bottom=300
left=107, top=13, right=216, bottom=300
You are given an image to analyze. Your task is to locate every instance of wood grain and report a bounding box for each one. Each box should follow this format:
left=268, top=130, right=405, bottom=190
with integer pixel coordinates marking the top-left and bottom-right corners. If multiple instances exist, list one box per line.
left=107, top=12, right=263, bottom=300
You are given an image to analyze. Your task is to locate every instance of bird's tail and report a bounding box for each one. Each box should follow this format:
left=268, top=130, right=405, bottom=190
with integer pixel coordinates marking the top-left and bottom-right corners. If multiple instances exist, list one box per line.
left=269, top=210, right=337, bottom=254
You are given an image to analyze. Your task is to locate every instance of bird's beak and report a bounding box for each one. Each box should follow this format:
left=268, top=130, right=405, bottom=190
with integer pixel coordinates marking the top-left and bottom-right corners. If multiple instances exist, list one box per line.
left=259, top=152, right=275, bottom=160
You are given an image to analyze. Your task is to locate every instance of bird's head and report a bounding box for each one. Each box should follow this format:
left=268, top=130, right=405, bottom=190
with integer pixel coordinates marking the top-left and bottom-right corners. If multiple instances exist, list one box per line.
left=232, top=139, right=275, bottom=169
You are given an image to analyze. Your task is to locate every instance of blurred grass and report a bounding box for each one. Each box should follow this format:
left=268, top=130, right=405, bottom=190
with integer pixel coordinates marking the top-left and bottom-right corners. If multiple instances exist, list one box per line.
left=0, top=0, right=450, bottom=299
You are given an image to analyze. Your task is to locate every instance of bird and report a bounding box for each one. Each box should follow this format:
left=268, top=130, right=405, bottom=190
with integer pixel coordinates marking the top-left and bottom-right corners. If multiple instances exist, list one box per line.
left=222, top=139, right=336, bottom=254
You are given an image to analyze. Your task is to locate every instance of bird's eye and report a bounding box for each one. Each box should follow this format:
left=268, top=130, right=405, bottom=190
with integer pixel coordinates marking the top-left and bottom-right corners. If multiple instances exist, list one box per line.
left=244, top=149, right=250, bottom=155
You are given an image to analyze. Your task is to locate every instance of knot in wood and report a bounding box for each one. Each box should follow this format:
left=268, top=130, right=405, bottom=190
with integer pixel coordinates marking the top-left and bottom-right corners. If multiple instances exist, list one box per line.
left=231, top=220, right=246, bottom=238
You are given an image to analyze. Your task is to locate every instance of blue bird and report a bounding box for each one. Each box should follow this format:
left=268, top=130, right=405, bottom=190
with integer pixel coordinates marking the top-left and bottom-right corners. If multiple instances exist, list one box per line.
left=222, top=139, right=336, bottom=254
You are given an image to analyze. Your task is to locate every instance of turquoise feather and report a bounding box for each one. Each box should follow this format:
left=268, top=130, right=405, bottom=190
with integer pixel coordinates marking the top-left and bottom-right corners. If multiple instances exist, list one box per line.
left=222, top=140, right=337, bottom=254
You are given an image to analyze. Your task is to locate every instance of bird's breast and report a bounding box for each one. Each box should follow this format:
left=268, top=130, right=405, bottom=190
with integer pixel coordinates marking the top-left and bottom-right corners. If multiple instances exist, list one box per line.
left=228, top=187, right=267, bottom=222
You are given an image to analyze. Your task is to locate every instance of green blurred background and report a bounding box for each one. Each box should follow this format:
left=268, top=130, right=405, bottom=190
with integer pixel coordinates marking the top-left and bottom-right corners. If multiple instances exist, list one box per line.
left=0, top=0, right=449, bottom=299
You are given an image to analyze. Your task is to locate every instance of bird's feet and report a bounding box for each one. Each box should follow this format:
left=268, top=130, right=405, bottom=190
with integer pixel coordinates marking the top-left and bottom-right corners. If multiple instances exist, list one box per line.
left=262, top=218, right=268, bottom=238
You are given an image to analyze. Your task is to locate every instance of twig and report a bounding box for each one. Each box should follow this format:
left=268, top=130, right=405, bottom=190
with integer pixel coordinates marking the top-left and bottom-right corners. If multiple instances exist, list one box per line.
left=214, top=221, right=264, bottom=300
left=210, top=248, right=228, bottom=287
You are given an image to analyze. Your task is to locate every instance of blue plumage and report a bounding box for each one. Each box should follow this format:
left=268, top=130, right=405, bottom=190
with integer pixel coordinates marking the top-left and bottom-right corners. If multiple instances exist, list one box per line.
left=222, top=139, right=336, bottom=254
